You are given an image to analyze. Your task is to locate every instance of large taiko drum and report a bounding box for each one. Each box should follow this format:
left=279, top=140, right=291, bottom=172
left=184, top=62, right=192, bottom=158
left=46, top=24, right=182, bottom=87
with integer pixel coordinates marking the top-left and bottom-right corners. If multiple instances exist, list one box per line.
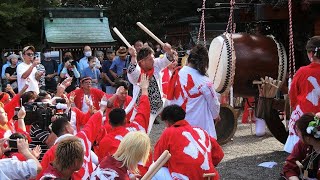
left=208, top=33, right=287, bottom=97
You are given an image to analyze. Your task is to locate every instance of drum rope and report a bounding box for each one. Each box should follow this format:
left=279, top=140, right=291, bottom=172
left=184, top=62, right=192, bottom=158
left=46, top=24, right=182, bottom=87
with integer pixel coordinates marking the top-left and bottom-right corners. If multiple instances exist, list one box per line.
left=213, top=40, right=225, bottom=82
left=288, top=0, right=296, bottom=78
left=267, top=35, right=287, bottom=85
left=225, top=0, right=235, bottom=34
left=213, top=0, right=236, bottom=91
left=226, top=0, right=236, bottom=88
left=197, top=0, right=206, bottom=45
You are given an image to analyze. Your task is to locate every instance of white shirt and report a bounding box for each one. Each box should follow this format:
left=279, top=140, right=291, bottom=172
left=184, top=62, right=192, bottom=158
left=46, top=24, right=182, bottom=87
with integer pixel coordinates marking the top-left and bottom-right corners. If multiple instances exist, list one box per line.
left=0, top=157, right=38, bottom=180
left=17, top=62, right=39, bottom=94
left=81, top=95, right=92, bottom=113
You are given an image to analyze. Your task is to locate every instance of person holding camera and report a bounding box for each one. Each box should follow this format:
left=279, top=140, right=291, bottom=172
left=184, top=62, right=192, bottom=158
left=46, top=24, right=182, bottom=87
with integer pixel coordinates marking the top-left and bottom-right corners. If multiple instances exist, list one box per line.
left=17, top=46, right=43, bottom=95
left=0, top=138, right=42, bottom=179
left=59, top=56, right=80, bottom=93
left=3, top=133, right=41, bottom=161
left=0, top=102, right=28, bottom=140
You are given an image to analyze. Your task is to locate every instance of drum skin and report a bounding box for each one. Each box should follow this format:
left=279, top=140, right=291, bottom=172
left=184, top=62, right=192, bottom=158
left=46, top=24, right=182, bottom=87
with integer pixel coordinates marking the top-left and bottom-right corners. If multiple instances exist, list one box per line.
left=208, top=33, right=287, bottom=97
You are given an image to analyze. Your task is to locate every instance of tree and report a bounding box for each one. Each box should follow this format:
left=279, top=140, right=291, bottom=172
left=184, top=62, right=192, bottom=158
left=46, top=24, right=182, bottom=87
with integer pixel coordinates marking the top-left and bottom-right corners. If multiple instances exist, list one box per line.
left=0, top=0, right=60, bottom=49
left=0, top=0, right=203, bottom=49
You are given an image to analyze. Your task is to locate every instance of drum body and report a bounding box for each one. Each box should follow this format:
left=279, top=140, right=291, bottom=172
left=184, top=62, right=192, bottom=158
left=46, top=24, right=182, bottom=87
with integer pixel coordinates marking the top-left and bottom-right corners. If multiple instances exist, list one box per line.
left=208, top=33, right=287, bottom=97
left=216, top=104, right=237, bottom=145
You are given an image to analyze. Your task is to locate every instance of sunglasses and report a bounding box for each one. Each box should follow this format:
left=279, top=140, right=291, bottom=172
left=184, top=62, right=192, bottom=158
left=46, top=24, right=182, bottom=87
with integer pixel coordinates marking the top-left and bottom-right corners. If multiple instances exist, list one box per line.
left=25, top=53, right=34, bottom=57
left=83, top=81, right=92, bottom=84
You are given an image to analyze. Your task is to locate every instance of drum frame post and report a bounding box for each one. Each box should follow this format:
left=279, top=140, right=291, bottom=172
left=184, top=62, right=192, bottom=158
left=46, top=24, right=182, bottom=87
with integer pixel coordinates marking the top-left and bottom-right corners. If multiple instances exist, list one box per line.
left=248, top=107, right=254, bottom=135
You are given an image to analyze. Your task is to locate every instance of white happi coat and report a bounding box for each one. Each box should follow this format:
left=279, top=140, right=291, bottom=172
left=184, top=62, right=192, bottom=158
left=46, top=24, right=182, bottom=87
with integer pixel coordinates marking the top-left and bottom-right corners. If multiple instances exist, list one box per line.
left=169, top=66, right=220, bottom=138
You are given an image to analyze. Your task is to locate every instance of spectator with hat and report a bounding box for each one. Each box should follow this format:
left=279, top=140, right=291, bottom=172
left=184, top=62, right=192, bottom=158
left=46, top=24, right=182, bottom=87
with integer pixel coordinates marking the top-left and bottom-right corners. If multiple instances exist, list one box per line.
left=109, top=46, right=130, bottom=82
left=5, top=54, right=19, bottom=93
left=17, top=46, right=42, bottom=94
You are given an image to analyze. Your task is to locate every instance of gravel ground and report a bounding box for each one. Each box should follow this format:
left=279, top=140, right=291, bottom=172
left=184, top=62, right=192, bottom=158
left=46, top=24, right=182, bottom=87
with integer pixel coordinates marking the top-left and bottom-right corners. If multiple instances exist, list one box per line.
left=150, top=117, right=289, bottom=180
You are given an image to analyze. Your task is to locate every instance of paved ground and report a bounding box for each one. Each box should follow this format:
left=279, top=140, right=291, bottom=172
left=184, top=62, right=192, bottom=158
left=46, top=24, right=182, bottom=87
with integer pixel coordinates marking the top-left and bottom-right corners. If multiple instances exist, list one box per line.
left=150, top=118, right=289, bottom=180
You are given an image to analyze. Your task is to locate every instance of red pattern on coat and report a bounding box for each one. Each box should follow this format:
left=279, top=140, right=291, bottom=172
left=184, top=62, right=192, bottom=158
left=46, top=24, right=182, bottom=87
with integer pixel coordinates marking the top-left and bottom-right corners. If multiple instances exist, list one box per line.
left=154, top=120, right=224, bottom=180
left=67, top=88, right=107, bottom=111
left=71, top=107, right=91, bottom=132
left=37, top=112, right=104, bottom=180
left=91, top=155, right=130, bottom=180
left=96, top=95, right=151, bottom=176
left=162, top=67, right=170, bottom=97
left=289, top=63, right=320, bottom=113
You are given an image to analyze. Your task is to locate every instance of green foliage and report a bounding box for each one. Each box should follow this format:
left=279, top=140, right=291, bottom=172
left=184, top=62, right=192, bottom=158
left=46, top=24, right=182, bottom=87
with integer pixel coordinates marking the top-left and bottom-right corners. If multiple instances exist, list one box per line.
left=0, top=0, right=61, bottom=49
left=0, top=0, right=202, bottom=49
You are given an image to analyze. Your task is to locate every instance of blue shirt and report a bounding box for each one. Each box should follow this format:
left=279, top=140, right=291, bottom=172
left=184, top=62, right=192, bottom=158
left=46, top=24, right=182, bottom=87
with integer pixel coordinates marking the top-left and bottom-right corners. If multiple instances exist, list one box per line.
left=109, top=56, right=129, bottom=76
left=102, top=60, right=115, bottom=86
left=78, top=56, right=89, bottom=73
left=1, top=61, right=10, bottom=79
left=81, top=67, right=100, bottom=80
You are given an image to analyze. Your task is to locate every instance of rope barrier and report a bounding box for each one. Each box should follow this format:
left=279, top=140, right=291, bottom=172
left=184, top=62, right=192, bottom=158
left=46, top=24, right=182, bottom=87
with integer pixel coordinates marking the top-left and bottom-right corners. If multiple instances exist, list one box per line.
left=197, top=0, right=206, bottom=45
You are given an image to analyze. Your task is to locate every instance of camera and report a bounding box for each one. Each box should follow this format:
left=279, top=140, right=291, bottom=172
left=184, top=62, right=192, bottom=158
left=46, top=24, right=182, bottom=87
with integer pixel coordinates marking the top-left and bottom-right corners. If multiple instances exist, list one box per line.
left=55, top=98, right=66, bottom=104
left=67, top=60, right=77, bottom=68
left=14, top=102, right=68, bottom=130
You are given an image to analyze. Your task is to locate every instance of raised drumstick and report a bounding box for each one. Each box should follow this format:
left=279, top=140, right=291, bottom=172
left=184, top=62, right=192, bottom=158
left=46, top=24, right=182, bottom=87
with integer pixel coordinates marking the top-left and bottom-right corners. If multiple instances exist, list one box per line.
left=112, top=27, right=132, bottom=48
left=136, top=22, right=165, bottom=47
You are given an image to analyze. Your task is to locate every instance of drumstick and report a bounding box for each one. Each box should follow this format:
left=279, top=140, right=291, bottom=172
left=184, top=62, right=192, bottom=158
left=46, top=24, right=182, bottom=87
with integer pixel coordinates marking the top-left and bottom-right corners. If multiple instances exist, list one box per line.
left=296, top=161, right=304, bottom=179
left=141, top=150, right=171, bottom=180
left=203, top=173, right=216, bottom=180
left=112, top=27, right=132, bottom=48
left=136, top=22, right=165, bottom=47
left=143, top=152, right=171, bottom=180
